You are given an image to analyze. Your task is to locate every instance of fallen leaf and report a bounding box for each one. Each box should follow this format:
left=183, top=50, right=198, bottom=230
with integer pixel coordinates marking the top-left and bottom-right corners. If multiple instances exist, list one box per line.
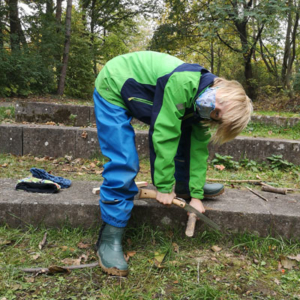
left=11, top=283, right=22, bottom=290
left=280, top=256, right=298, bottom=270
left=61, top=258, right=81, bottom=265
left=65, top=155, right=73, bottom=162
left=90, top=163, right=96, bottom=168
left=173, top=280, right=179, bottom=284
left=126, top=251, right=136, bottom=258
left=48, top=265, right=70, bottom=274
left=124, top=251, right=137, bottom=262
left=1, top=163, right=8, bottom=168
left=0, top=239, right=12, bottom=246
left=214, top=165, right=225, bottom=171
left=32, top=253, right=41, bottom=260
left=274, top=278, right=280, bottom=285
left=45, top=121, right=56, bottom=126
left=81, top=131, right=88, bottom=139
left=77, top=242, right=90, bottom=249
left=95, top=170, right=104, bottom=175
left=154, top=251, right=167, bottom=268
left=79, top=254, right=88, bottom=263
left=172, top=242, right=179, bottom=253
left=25, top=277, right=35, bottom=283
left=211, top=245, right=222, bottom=252
left=287, top=254, right=300, bottom=262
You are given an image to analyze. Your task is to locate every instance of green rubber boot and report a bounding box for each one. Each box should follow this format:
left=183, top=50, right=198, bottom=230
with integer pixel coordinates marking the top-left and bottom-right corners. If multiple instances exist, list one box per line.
left=175, top=182, right=225, bottom=200
left=96, top=223, right=128, bottom=276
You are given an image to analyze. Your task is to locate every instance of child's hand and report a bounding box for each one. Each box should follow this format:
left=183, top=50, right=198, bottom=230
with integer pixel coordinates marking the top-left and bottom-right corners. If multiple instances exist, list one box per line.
left=189, top=198, right=205, bottom=214
left=156, top=191, right=176, bottom=206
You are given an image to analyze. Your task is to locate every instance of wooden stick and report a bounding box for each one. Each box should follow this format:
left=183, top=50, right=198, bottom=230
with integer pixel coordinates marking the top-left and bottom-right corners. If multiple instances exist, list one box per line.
left=38, top=232, right=47, bottom=250
left=21, top=262, right=99, bottom=273
left=206, top=178, right=262, bottom=184
left=185, top=213, right=197, bottom=237
left=246, top=187, right=269, bottom=202
left=261, top=185, right=287, bottom=195
left=93, top=181, right=148, bottom=195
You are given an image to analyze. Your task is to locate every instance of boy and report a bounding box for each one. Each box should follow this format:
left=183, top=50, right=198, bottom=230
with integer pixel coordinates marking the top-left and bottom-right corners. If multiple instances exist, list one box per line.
left=93, top=51, right=252, bottom=276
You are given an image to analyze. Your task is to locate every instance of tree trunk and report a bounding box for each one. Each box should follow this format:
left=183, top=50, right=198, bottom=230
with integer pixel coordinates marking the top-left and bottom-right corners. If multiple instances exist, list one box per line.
left=210, top=41, right=214, bottom=74
left=56, top=0, right=62, bottom=24
left=8, top=0, right=20, bottom=51
left=8, top=0, right=27, bottom=51
left=281, top=0, right=293, bottom=88
left=57, top=0, right=72, bottom=96
left=0, top=0, right=4, bottom=49
left=46, top=0, right=54, bottom=16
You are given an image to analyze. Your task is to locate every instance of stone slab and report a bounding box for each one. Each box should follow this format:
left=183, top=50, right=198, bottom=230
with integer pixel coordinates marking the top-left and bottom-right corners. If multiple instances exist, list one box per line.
left=252, top=115, right=300, bottom=127
left=1, top=179, right=300, bottom=239
left=15, top=102, right=91, bottom=126
left=75, top=128, right=101, bottom=159
left=1, top=124, right=300, bottom=164
left=0, top=124, right=23, bottom=156
left=12, top=102, right=300, bottom=128
left=23, top=125, right=77, bottom=158
left=0, top=180, right=23, bottom=227
left=209, top=136, right=300, bottom=164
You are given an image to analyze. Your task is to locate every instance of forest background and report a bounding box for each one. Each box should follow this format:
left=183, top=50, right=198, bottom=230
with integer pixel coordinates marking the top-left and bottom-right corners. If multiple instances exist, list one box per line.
left=0, top=0, right=299, bottom=111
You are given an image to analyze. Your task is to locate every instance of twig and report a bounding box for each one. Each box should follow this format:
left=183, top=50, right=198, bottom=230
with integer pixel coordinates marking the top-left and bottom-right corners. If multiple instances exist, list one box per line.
left=207, top=178, right=262, bottom=184
left=197, top=261, right=200, bottom=284
left=21, top=262, right=99, bottom=273
left=246, top=187, right=269, bottom=202
left=38, top=232, right=47, bottom=250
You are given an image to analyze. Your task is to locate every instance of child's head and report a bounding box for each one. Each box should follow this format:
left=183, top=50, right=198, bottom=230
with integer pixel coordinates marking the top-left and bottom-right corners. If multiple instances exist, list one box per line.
left=209, top=77, right=253, bottom=144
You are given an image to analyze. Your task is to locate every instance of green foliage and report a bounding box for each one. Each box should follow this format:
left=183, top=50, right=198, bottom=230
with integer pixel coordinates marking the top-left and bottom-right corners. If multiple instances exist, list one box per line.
left=0, top=50, right=55, bottom=97
left=0, top=107, right=15, bottom=122
left=293, top=73, right=300, bottom=92
left=239, top=158, right=259, bottom=172
left=64, top=9, right=94, bottom=99
left=267, top=155, right=295, bottom=171
left=211, top=153, right=240, bottom=170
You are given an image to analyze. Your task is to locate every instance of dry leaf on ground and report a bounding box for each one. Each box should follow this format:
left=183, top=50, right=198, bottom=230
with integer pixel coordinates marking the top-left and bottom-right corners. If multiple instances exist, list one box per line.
left=214, top=165, right=225, bottom=171
left=172, top=242, right=179, bottom=253
left=77, top=242, right=90, bottom=249
left=287, top=254, right=300, bottom=262
left=81, top=131, right=88, bottom=139
left=211, top=245, right=222, bottom=252
left=31, top=253, right=41, bottom=260
left=61, top=258, right=81, bottom=266
left=124, top=251, right=137, bottom=262
left=280, top=256, right=298, bottom=270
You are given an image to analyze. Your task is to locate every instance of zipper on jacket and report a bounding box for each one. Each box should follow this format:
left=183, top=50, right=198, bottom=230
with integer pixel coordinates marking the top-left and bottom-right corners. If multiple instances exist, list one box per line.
left=128, top=97, right=153, bottom=106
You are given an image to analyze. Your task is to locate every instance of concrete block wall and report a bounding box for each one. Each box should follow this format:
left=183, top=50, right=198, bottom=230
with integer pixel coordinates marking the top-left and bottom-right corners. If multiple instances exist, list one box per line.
left=0, top=124, right=299, bottom=164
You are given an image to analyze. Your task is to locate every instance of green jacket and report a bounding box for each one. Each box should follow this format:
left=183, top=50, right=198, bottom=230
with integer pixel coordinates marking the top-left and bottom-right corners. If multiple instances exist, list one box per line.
left=95, top=51, right=217, bottom=199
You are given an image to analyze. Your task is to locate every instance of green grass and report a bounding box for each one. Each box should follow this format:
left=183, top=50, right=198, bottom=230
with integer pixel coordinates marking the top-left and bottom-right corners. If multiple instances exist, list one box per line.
left=0, top=225, right=299, bottom=299
left=253, top=110, right=300, bottom=118
left=0, top=153, right=299, bottom=190
left=241, top=121, right=300, bottom=140
left=0, top=106, right=15, bottom=123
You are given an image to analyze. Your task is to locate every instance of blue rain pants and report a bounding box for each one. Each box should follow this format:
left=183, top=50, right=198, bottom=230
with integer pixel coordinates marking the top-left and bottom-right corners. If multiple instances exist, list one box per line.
left=93, top=89, right=139, bottom=228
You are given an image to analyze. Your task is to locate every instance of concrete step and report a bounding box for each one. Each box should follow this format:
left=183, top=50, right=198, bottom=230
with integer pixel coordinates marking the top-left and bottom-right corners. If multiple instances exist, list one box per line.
left=1, top=179, right=299, bottom=239
left=12, top=101, right=300, bottom=127
left=1, top=123, right=300, bottom=164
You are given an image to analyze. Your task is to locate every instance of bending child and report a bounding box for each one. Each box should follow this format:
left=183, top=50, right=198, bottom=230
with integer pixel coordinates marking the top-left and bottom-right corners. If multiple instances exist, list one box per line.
left=93, top=51, right=253, bottom=276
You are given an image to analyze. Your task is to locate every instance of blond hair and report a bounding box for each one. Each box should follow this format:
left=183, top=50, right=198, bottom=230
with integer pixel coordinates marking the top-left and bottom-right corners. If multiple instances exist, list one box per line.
left=207, top=78, right=253, bottom=145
